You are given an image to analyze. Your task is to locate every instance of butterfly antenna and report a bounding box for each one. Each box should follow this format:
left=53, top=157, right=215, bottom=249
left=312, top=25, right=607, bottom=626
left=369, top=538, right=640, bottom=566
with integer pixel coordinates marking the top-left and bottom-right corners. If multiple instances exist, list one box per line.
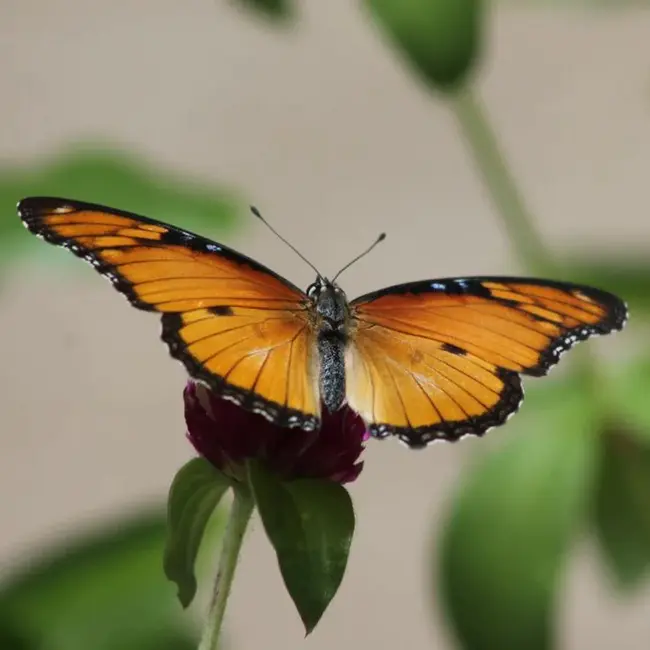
left=332, top=232, right=386, bottom=282
left=250, top=206, right=323, bottom=278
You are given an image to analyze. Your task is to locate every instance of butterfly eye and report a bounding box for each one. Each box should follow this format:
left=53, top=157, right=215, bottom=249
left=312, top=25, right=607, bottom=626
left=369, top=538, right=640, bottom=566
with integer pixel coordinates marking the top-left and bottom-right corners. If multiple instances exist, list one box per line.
left=307, top=283, right=319, bottom=299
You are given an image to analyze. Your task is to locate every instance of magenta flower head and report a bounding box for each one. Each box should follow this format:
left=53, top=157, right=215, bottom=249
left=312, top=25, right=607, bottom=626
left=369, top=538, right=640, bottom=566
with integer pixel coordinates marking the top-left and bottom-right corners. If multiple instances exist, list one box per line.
left=184, top=380, right=367, bottom=484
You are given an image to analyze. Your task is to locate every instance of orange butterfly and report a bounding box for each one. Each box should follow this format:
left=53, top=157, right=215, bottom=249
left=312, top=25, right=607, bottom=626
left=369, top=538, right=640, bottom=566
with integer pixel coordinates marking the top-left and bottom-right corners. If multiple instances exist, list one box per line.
left=18, top=197, right=627, bottom=448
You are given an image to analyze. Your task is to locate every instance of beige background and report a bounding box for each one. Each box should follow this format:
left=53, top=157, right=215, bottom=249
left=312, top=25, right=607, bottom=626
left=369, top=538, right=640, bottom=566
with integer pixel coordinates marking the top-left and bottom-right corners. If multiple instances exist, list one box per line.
left=2, top=2, right=650, bottom=648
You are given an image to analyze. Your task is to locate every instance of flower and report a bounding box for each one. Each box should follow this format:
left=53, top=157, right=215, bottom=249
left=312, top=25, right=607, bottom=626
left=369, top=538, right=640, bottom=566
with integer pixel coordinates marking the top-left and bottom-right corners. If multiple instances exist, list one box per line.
left=184, top=381, right=367, bottom=484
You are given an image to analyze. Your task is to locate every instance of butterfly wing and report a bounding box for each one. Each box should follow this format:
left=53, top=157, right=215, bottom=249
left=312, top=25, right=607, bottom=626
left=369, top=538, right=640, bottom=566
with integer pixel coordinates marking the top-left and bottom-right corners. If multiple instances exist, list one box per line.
left=346, top=277, right=627, bottom=448
left=19, top=197, right=320, bottom=430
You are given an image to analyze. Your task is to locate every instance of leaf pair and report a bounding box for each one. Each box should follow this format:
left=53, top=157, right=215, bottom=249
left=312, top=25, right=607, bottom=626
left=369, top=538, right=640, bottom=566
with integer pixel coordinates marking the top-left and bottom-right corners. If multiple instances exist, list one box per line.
left=592, top=357, right=650, bottom=589
left=439, top=379, right=599, bottom=650
left=594, top=428, right=650, bottom=588
left=164, top=458, right=355, bottom=635
left=440, top=353, right=650, bottom=650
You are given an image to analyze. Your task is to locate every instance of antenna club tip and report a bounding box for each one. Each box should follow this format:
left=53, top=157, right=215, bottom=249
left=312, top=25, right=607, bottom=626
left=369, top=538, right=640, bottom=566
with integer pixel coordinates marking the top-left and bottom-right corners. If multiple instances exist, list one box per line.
left=250, top=205, right=262, bottom=218
left=378, top=232, right=387, bottom=241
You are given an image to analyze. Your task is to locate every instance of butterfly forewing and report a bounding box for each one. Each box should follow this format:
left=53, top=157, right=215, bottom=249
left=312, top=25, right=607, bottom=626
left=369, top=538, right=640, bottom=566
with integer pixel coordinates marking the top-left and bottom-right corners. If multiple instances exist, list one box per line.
left=19, top=197, right=321, bottom=430
left=347, top=277, right=627, bottom=448
left=19, top=197, right=628, bottom=447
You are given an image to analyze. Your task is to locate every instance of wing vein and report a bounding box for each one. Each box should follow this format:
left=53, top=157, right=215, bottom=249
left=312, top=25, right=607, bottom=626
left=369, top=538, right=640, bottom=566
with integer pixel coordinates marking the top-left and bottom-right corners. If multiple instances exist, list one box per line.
left=419, top=349, right=497, bottom=404
left=356, top=316, right=534, bottom=367
left=410, top=371, right=443, bottom=424
left=184, top=317, right=292, bottom=346
left=361, top=311, right=542, bottom=354
left=384, top=356, right=411, bottom=428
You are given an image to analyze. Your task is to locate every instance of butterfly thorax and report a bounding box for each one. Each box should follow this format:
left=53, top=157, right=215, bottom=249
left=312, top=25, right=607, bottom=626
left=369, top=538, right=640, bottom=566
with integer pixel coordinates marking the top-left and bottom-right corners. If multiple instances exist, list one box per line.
left=307, top=278, right=350, bottom=414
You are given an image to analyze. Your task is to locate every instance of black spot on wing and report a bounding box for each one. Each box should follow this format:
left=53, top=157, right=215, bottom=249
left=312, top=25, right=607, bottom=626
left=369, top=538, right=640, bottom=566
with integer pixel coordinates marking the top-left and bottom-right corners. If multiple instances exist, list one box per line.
left=208, top=306, right=234, bottom=316
left=440, top=342, right=467, bottom=356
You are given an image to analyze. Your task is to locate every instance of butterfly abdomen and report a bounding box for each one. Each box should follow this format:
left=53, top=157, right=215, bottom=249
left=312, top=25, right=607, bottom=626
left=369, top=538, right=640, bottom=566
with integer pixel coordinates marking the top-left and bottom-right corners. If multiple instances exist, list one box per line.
left=309, top=280, right=350, bottom=413
left=318, top=336, right=346, bottom=412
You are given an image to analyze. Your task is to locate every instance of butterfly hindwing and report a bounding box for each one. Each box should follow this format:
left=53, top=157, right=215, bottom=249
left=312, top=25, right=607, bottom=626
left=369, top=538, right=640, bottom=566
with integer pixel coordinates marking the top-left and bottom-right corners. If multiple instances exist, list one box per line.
left=18, top=197, right=320, bottom=430
left=347, top=277, right=627, bottom=448
left=20, top=197, right=628, bottom=446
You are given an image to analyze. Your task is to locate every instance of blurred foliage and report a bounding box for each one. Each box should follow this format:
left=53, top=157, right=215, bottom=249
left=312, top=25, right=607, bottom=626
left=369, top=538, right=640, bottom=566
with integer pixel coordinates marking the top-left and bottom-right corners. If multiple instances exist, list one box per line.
left=437, top=298, right=649, bottom=649
left=502, top=0, right=649, bottom=5
left=233, top=0, right=294, bottom=21
left=0, top=616, right=34, bottom=650
left=0, top=511, right=197, bottom=650
left=365, top=0, right=483, bottom=90
left=605, top=357, right=650, bottom=439
left=1, top=143, right=240, bottom=263
left=439, top=378, right=600, bottom=650
left=594, top=427, right=650, bottom=589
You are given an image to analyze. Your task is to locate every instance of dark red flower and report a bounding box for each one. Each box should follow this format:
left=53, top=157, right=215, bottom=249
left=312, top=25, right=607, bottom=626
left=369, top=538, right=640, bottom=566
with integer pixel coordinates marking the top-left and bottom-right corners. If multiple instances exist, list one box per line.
left=184, top=381, right=367, bottom=484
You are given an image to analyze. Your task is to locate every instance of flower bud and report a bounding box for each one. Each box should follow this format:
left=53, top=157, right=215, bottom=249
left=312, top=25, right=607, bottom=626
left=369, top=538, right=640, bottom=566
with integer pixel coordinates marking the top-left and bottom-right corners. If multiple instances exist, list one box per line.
left=366, top=0, right=483, bottom=90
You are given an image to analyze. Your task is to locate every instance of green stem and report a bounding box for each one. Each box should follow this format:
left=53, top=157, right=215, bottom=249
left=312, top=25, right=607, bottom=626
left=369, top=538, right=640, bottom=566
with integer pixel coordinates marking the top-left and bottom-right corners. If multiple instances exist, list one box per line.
left=198, top=485, right=254, bottom=650
left=450, top=85, right=554, bottom=276
left=450, top=84, right=598, bottom=380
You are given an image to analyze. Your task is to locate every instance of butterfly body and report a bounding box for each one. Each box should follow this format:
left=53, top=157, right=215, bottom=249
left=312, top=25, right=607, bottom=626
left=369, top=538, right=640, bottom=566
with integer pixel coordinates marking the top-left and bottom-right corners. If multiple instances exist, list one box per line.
left=18, top=197, right=628, bottom=448
left=307, top=277, right=351, bottom=413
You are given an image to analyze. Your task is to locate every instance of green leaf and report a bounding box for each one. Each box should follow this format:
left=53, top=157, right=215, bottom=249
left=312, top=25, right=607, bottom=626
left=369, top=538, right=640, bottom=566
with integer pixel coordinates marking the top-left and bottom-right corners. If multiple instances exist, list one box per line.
left=235, top=0, right=294, bottom=21
left=500, top=0, right=649, bottom=7
left=604, top=356, right=650, bottom=441
left=247, top=461, right=355, bottom=635
left=165, top=458, right=232, bottom=608
left=365, top=0, right=483, bottom=91
left=0, top=511, right=197, bottom=650
left=0, top=617, right=34, bottom=650
left=438, top=379, right=600, bottom=650
left=593, top=428, right=650, bottom=590
left=1, top=142, right=240, bottom=263
left=561, top=254, right=650, bottom=317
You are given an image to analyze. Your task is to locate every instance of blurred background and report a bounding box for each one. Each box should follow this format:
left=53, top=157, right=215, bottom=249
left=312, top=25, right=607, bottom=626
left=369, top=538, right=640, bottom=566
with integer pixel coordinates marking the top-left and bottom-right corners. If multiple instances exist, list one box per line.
left=2, top=1, right=650, bottom=649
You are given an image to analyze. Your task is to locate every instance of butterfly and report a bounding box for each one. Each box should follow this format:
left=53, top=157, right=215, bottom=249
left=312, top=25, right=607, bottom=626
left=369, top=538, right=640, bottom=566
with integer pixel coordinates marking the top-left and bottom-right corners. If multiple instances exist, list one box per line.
left=18, top=197, right=627, bottom=448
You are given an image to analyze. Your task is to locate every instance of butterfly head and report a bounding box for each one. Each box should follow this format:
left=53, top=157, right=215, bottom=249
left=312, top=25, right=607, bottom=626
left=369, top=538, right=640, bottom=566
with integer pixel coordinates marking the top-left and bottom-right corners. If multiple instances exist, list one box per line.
left=307, top=277, right=349, bottom=335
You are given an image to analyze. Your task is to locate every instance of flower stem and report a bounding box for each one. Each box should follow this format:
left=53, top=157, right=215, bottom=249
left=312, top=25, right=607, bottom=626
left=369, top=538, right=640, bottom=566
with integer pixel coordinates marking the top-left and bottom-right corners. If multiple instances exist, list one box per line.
left=450, top=84, right=597, bottom=380
left=450, top=85, right=554, bottom=276
left=198, top=485, right=254, bottom=650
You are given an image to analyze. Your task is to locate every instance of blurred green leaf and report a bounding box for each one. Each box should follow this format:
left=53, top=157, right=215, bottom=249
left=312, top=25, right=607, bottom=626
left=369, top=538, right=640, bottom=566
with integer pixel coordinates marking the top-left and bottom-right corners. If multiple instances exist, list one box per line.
left=438, top=379, right=599, bottom=650
left=1, top=143, right=240, bottom=262
left=605, top=357, right=650, bottom=441
left=0, top=617, right=34, bottom=650
left=165, top=457, right=232, bottom=608
left=136, top=631, right=198, bottom=650
left=0, top=511, right=196, bottom=650
left=365, top=0, right=483, bottom=91
left=593, top=428, right=650, bottom=590
left=248, top=461, right=355, bottom=635
left=501, top=0, right=650, bottom=6
left=561, top=254, right=650, bottom=317
left=234, top=0, right=294, bottom=21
